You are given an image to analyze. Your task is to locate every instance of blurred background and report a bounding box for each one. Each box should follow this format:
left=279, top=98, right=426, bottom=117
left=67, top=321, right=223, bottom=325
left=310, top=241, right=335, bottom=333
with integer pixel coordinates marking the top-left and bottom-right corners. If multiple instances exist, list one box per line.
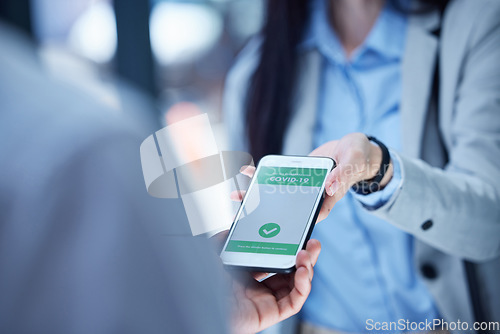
left=1, top=0, right=265, bottom=236
left=4, top=0, right=264, bottom=136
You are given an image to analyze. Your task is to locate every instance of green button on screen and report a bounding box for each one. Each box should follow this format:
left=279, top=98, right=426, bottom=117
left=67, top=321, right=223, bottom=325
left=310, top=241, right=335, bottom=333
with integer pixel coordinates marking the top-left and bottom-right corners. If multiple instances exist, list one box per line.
left=225, top=240, right=299, bottom=255
left=258, top=223, right=281, bottom=238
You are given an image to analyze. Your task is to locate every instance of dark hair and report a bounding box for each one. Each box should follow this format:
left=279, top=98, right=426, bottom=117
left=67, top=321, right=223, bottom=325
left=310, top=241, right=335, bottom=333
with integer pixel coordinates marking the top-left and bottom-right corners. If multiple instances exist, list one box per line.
left=245, top=0, right=449, bottom=162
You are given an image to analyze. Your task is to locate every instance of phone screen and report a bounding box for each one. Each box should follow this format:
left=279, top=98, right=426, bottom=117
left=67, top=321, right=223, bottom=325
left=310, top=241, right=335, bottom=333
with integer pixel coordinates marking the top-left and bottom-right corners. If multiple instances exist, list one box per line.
left=224, top=166, right=329, bottom=256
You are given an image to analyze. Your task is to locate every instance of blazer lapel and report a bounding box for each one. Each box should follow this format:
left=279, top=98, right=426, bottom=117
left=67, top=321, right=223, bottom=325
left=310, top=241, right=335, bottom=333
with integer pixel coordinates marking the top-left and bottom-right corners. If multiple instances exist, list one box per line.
left=401, top=7, right=441, bottom=158
left=282, top=50, right=321, bottom=155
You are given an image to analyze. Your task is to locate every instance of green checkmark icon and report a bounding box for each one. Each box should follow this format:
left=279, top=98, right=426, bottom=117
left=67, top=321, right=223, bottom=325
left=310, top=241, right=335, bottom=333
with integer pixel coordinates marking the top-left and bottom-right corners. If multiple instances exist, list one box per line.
left=259, top=223, right=281, bottom=238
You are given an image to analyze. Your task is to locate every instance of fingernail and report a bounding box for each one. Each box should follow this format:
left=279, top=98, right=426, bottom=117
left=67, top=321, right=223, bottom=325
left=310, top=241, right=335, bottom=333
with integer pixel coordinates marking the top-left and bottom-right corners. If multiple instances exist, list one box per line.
left=329, top=181, right=340, bottom=196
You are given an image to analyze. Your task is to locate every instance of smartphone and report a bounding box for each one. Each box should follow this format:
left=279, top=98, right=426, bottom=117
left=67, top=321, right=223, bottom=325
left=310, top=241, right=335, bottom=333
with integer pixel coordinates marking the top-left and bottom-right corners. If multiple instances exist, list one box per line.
left=220, top=155, right=335, bottom=273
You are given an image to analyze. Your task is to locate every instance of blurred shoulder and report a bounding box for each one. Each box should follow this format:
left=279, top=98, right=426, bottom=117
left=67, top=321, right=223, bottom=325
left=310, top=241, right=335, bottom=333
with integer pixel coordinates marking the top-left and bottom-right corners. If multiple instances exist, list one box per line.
left=447, top=0, right=500, bottom=14
left=446, top=0, right=500, bottom=32
left=440, top=0, right=500, bottom=58
left=0, top=23, right=146, bottom=185
left=0, top=23, right=142, bottom=144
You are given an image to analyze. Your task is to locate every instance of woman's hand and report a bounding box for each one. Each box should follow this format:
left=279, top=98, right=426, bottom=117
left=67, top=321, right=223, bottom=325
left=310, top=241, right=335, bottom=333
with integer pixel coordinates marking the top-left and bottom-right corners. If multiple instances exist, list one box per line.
left=310, top=133, right=393, bottom=222
left=212, top=231, right=321, bottom=334
left=233, top=133, right=393, bottom=223
left=230, top=239, right=321, bottom=334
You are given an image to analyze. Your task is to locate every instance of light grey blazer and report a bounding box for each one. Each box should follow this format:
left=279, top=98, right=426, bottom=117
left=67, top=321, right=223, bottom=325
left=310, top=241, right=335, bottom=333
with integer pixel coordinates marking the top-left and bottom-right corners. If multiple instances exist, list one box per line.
left=223, top=0, right=500, bottom=327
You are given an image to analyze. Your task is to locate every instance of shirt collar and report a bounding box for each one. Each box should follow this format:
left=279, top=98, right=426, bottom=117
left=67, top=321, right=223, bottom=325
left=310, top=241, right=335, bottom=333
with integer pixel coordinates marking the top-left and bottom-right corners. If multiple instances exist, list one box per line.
left=300, top=0, right=408, bottom=64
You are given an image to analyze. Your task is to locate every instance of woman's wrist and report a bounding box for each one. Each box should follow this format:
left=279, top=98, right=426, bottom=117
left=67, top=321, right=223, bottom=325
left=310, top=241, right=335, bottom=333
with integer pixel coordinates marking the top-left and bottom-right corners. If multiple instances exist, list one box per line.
left=366, top=142, right=393, bottom=189
left=379, top=158, right=393, bottom=188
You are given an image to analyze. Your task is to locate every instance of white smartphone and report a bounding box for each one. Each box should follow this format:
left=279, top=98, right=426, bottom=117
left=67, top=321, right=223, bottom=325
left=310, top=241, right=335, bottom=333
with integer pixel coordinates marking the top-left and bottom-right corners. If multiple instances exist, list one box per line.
left=220, top=155, right=335, bottom=273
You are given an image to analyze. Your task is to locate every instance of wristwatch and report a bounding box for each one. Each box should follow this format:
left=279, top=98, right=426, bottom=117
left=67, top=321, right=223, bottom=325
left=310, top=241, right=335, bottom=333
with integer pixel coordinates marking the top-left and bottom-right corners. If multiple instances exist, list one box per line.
left=352, top=135, right=391, bottom=195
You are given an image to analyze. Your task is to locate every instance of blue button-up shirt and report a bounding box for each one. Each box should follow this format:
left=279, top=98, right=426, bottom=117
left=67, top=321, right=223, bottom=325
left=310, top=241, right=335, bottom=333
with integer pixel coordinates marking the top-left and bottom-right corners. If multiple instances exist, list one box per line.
left=300, top=0, right=439, bottom=331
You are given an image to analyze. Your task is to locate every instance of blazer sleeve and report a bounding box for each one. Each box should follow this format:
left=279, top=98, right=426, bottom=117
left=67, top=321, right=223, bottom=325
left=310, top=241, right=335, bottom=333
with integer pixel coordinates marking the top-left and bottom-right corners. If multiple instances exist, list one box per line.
left=370, top=2, right=500, bottom=262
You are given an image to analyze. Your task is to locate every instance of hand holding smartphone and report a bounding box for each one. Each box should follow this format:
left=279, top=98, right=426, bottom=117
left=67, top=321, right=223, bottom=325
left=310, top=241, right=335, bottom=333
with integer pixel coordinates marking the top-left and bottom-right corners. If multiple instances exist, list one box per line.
left=220, top=155, right=335, bottom=273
